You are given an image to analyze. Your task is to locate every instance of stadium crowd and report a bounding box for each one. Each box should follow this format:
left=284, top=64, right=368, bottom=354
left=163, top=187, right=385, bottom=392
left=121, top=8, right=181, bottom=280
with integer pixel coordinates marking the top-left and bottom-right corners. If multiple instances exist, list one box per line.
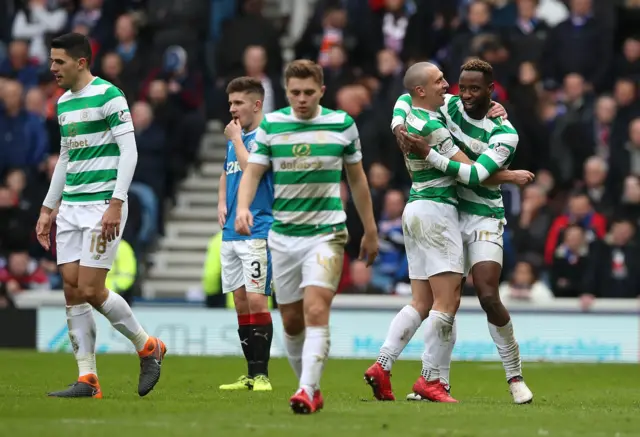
left=1, top=0, right=640, bottom=308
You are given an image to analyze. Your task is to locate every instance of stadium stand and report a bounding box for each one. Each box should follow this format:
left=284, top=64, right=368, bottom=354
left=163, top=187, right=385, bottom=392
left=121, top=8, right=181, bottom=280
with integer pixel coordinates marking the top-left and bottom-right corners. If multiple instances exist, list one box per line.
left=2, top=0, right=640, bottom=309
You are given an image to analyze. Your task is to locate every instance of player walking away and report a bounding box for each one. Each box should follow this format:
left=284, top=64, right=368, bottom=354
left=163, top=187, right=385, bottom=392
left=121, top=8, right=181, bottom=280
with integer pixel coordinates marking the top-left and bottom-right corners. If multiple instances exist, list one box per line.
left=218, top=77, right=274, bottom=392
left=35, top=33, right=166, bottom=399
left=235, top=60, right=379, bottom=414
left=392, top=59, right=535, bottom=404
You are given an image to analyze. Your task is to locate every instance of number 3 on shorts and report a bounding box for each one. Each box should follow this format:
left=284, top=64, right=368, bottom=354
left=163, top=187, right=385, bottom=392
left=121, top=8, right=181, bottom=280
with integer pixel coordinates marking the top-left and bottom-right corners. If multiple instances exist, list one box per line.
left=251, top=261, right=261, bottom=279
left=90, top=233, right=107, bottom=254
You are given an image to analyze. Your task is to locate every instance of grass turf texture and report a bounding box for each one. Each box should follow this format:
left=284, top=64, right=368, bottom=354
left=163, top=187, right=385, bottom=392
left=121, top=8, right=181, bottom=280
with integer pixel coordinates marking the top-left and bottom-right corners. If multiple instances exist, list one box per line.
left=1, top=350, right=640, bottom=437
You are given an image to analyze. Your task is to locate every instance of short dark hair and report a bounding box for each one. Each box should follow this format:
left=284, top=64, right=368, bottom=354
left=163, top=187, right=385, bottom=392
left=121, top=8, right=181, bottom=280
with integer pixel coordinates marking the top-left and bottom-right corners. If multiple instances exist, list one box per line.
left=461, top=58, right=494, bottom=84
left=51, top=33, right=92, bottom=65
left=225, top=76, right=265, bottom=98
left=285, top=59, right=324, bottom=86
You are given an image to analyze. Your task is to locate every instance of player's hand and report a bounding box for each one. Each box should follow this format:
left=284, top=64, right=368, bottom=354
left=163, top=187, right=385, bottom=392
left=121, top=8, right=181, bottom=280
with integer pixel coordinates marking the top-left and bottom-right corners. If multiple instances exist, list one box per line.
left=36, top=212, right=52, bottom=251
left=101, top=202, right=122, bottom=242
left=393, top=125, right=412, bottom=155
left=235, top=208, right=253, bottom=236
left=508, top=170, right=535, bottom=186
left=488, top=101, right=508, bottom=119
left=401, top=131, right=432, bottom=158
left=224, top=118, right=243, bottom=141
left=359, top=230, right=379, bottom=267
left=218, top=203, right=227, bottom=227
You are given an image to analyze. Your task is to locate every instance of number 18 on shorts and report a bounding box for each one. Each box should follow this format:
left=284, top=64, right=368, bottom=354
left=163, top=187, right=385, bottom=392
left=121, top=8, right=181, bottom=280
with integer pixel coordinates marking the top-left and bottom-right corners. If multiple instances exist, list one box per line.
left=221, top=239, right=273, bottom=295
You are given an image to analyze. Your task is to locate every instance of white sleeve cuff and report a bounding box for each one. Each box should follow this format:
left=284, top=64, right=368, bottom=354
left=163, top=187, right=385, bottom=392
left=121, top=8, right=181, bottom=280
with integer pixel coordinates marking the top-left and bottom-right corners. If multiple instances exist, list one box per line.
left=426, top=149, right=448, bottom=172
left=248, top=153, right=270, bottom=167
left=390, top=116, right=405, bottom=132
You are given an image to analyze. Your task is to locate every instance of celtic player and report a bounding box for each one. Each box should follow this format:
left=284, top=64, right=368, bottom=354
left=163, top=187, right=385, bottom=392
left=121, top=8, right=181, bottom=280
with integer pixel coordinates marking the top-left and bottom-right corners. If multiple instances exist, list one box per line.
left=36, top=33, right=166, bottom=399
left=235, top=60, right=379, bottom=414
left=393, top=59, right=534, bottom=404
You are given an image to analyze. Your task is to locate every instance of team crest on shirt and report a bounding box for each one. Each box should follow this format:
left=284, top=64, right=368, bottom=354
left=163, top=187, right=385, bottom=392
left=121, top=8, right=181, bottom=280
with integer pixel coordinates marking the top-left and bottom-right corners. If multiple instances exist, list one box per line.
left=68, top=122, right=78, bottom=137
left=118, top=110, right=132, bottom=123
left=469, top=139, right=486, bottom=154
left=293, top=144, right=311, bottom=157
left=248, top=139, right=258, bottom=153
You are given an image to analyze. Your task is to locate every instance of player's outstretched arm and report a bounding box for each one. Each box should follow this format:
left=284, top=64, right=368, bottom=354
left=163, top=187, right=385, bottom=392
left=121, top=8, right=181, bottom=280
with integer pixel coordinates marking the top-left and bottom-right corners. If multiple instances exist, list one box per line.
left=345, top=161, right=379, bottom=266
left=448, top=149, right=531, bottom=186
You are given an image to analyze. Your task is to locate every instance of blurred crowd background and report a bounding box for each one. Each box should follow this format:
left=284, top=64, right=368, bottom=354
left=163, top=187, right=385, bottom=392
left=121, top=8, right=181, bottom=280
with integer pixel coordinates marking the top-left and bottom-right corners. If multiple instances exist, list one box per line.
left=2, top=0, right=640, bottom=309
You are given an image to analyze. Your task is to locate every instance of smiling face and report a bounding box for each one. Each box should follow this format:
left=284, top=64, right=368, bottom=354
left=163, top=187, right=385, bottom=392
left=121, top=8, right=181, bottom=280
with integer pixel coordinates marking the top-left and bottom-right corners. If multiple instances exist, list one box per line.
left=458, top=70, right=493, bottom=115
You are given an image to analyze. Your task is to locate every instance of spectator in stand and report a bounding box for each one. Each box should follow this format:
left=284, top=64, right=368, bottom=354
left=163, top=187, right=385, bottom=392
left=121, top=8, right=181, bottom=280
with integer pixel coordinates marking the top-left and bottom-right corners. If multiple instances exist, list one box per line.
left=131, top=101, right=165, bottom=220
left=581, top=156, right=613, bottom=217
left=141, top=45, right=204, bottom=113
left=513, top=184, right=553, bottom=266
left=544, top=191, right=607, bottom=265
left=541, top=0, right=612, bottom=92
left=550, top=224, right=590, bottom=297
left=615, top=35, right=640, bottom=82
left=216, top=0, right=282, bottom=80
left=590, top=95, right=617, bottom=161
left=448, top=0, right=498, bottom=79
left=322, top=45, right=356, bottom=110
left=11, top=0, right=68, bottom=65
left=365, top=0, right=432, bottom=65
left=99, top=52, right=136, bottom=104
left=242, top=45, right=285, bottom=114
left=508, top=0, right=550, bottom=65
left=549, top=73, right=595, bottom=187
left=343, top=260, right=385, bottom=295
left=584, top=218, right=640, bottom=305
left=371, top=189, right=405, bottom=293
left=0, top=186, right=31, bottom=254
left=111, top=13, right=146, bottom=88
left=367, top=162, right=391, bottom=222
left=499, top=259, right=554, bottom=304
left=0, top=251, right=50, bottom=293
left=616, top=176, right=640, bottom=233
left=609, top=117, right=640, bottom=200
left=374, top=48, right=405, bottom=115
left=0, top=40, right=39, bottom=89
left=295, top=3, right=355, bottom=70
left=0, top=79, right=49, bottom=176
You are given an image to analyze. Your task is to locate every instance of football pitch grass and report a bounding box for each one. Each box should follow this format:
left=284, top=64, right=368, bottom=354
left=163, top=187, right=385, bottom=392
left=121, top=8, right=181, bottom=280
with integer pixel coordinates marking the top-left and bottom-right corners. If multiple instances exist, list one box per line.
left=1, top=350, right=640, bottom=437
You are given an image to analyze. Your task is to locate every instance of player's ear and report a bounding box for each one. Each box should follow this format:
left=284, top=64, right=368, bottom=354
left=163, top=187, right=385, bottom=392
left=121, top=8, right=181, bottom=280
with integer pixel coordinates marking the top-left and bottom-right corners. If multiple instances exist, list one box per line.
left=254, top=98, right=263, bottom=113
left=488, top=82, right=495, bottom=94
left=320, top=85, right=326, bottom=97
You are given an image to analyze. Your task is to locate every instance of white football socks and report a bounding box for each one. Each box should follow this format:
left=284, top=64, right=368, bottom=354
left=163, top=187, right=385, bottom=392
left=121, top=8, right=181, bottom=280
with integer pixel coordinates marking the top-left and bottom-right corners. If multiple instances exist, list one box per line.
left=299, top=326, right=330, bottom=398
left=97, top=290, right=149, bottom=352
left=66, top=303, right=97, bottom=377
left=377, top=305, right=422, bottom=371
left=439, top=317, right=457, bottom=387
left=488, top=320, right=522, bottom=380
left=421, top=311, right=455, bottom=382
left=284, top=330, right=305, bottom=380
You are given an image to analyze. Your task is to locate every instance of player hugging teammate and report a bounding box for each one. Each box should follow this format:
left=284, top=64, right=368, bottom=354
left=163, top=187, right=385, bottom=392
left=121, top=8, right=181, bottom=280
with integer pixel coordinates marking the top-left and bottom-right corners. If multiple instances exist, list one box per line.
left=365, top=59, right=535, bottom=404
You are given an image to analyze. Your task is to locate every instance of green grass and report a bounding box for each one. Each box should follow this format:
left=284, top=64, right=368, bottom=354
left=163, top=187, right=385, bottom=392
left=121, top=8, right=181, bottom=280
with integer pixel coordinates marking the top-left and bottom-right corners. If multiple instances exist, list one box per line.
left=1, top=350, right=640, bottom=437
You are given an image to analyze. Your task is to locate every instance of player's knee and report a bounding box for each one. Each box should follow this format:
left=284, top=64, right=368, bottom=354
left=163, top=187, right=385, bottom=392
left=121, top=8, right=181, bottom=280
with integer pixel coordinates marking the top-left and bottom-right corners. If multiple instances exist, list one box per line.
left=477, top=291, right=501, bottom=314
left=78, top=284, right=105, bottom=306
left=233, top=291, right=250, bottom=315
left=411, top=299, right=431, bottom=320
left=304, top=302, right=329, bottom=326
left=247, top=293, right=268, bottom=314
left=62, top=282, right=80, bottom=303
left=282, top=313, right=305, bottom=336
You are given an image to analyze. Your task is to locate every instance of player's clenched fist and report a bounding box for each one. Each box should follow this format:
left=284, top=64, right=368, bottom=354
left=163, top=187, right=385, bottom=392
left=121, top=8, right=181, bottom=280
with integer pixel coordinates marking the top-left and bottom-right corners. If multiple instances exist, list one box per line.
left=234, top=208, right=254, bottom=236
left=509, top=170, right=535, bottom=186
